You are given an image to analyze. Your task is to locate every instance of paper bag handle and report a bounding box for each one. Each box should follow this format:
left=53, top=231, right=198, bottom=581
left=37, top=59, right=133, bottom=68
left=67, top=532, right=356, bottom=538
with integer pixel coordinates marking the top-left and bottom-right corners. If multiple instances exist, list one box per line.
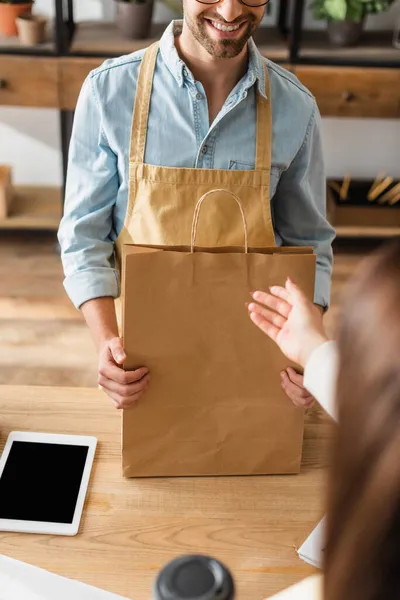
left=191, top=189, right=249, bottom=253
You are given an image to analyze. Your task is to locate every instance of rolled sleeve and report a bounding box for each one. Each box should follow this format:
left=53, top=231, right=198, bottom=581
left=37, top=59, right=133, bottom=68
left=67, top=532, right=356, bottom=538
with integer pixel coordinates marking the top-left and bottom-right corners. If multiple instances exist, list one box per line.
left=273, top=105, right=335, bottom=309
left=57, top=75, right=120, bottom=309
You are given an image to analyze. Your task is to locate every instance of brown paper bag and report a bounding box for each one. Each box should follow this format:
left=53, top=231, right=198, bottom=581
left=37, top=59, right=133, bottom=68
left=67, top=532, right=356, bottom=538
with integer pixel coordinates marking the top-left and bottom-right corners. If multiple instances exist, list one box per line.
left=121, top=192, right=316, bottom=477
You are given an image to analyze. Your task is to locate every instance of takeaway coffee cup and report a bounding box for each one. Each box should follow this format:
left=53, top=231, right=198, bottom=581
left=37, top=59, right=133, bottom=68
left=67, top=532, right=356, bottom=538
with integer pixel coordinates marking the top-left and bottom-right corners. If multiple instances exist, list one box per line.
left=154, top=555, right=235, bottom=600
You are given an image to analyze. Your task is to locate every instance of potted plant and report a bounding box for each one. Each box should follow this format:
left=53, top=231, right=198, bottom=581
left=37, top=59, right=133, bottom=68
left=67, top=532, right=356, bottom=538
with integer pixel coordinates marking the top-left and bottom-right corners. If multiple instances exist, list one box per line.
left=16, top=12, right=47, bottom=45
left=114, top=0, right=154, bottom=40
left=0, top=0, right=33, bottom=37
left=310, top=0, right=397, bottom=47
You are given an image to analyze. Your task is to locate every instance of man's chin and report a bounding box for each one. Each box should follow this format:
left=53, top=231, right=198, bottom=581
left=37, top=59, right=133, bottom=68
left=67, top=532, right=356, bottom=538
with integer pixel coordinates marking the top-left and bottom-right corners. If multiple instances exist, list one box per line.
left=203, top=32, right=250, bottom=58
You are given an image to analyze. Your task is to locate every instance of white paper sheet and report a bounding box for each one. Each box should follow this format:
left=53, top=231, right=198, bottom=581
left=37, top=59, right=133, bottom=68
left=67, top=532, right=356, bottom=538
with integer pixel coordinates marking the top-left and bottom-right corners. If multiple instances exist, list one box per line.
left=0, top=555, right=131, bottom=600
left=297, top=517, right=326, bottom=569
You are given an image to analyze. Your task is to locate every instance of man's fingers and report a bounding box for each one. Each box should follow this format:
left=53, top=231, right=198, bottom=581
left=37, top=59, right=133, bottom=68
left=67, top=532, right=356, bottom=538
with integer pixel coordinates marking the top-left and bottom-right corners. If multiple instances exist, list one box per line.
left=99, top=363, right=149, bottom=385
left=98, top=372, right=150, bottom=398
left=251, top=290, right=292, bottom=318
left=281, top=371, right=310, bottom=398
left=281, top=371, right=314, bottom=408
left=282, top=387, right=306, bottom=408
left=280, top=374, right=305, bottom=407
left=108, top=337, right=127, bottom=365
left=282, top=385, right=313, bottom=408
left=285, top=367, right=305, bottom=387
left=120, top=390, right=149, bottom=409
left=248, top=302, right=286, bottom=329
left=249, top=312, right=280, bottom=343
left=107, top=389, right=147, bottom=410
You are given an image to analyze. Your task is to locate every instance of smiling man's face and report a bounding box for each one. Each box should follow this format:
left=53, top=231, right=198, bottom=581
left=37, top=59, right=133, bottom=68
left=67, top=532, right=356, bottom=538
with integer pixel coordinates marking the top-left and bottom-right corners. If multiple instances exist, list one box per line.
left=183, top=0, right=265, bottom=59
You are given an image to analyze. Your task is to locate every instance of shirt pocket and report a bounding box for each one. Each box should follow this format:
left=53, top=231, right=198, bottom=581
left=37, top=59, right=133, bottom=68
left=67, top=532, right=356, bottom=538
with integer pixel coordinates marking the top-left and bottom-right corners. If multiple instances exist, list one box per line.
left=228, top=160, right=255, bottom=171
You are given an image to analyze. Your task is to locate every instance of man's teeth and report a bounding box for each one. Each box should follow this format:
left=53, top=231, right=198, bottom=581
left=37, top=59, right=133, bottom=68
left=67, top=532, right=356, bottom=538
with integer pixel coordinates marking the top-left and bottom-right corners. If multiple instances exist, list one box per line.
left=210, top=21, right=241, bottom=32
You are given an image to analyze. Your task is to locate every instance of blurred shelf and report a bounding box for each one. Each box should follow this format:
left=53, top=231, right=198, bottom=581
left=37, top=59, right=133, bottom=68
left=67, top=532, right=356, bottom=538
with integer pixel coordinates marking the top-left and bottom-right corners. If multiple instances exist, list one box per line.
left=253, top=27, right=289, bottom=62
left=295, top=65, right=400, bottom=119
left=69, top=21, right=289, bottom=62
left=0, top=55, right=59, bottom=108
left=0, top=30, right=55, bottom=55
left=0, top=186, right=61, bottom=230
left=298, top=30, right=400, bottom=66
left=334, top=225, right=400, bottom=238
left=69, top=21, right=165, bottom=56
left=328, top=179, right=400, bottom=237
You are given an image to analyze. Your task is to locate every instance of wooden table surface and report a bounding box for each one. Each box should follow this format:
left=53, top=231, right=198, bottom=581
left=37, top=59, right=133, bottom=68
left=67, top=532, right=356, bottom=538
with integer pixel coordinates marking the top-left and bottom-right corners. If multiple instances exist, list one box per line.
left=0, top=385, right=334, bottom=600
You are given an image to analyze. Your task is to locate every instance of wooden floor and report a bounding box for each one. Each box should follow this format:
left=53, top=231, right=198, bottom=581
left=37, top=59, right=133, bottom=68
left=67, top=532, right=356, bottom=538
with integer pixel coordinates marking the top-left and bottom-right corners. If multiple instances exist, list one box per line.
left=0, top=231, right=383, bottom=388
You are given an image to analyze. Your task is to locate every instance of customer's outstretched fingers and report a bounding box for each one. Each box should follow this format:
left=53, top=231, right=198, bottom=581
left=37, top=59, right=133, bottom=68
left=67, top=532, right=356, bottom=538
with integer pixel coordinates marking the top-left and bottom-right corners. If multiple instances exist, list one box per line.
left=249, top=311, right=280, bottom=343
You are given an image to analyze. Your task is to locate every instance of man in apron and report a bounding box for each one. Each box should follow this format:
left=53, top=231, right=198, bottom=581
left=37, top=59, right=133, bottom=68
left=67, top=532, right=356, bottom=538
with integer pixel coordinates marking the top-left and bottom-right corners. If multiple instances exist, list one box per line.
left=58, top=1, right=335, bottom=410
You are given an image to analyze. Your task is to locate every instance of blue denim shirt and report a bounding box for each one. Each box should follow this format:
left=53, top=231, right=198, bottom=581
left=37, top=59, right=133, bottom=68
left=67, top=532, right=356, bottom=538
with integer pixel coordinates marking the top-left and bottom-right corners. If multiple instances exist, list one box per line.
left=58, top=20, right=335, bottom=310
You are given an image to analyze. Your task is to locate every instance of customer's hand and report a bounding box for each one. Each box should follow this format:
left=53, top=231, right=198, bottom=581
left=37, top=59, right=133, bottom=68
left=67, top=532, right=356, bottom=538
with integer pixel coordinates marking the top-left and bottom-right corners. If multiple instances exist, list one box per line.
left=98, top=337, right=150, bottom=409
left=247, top=278, right=328, bottom=368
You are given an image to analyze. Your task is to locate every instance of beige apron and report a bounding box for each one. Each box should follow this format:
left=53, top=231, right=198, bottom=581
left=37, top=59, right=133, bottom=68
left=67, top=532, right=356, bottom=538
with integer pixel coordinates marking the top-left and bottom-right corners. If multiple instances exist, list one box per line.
left=115, top=40, right=275, bottom=264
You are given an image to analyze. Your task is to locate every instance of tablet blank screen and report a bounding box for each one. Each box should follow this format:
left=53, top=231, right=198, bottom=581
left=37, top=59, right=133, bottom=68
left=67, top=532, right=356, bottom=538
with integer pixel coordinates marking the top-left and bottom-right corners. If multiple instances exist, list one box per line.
left=0, top=442, right=89, bottom=524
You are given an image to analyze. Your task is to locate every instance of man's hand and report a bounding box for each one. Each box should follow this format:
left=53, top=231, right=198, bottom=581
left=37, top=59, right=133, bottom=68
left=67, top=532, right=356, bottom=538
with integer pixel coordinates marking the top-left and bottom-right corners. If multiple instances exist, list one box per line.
left=98, top=337, right=150, bottom=410
left=79, top=298, right=150, bottom=410
left=281, top=368, right=314, bottom=409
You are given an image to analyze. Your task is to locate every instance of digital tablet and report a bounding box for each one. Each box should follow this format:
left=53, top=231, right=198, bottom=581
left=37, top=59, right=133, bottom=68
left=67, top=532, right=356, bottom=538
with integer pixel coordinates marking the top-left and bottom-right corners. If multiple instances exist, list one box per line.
left=0, top=431, right=97, bottom=536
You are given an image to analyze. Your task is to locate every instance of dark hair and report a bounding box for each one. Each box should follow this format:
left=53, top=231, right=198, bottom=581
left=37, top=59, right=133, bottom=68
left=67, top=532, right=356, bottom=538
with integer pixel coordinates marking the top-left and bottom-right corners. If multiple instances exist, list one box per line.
left=324, top=239, right=400, bottom=600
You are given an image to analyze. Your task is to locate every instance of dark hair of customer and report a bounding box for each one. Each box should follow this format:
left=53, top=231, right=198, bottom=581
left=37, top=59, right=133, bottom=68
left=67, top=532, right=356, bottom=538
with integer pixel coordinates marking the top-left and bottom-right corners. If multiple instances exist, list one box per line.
left=325, top=239, right=400, bottom=600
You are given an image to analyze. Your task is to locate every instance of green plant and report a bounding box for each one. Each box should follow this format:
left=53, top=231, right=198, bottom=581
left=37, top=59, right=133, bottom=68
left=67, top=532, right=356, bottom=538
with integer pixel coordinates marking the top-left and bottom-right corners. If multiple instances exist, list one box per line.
left=310, top=0, right=396, bottom=21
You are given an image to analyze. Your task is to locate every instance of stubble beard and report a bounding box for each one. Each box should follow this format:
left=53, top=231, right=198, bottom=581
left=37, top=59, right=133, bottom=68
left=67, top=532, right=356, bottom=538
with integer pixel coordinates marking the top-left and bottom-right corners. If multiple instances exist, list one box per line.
left=185, top=12, right=258, bottom=59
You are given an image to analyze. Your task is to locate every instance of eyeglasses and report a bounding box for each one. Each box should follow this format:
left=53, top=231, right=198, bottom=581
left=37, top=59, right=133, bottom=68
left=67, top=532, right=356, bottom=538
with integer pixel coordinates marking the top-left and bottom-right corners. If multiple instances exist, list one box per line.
left=196, top=0, right=270, bottom=7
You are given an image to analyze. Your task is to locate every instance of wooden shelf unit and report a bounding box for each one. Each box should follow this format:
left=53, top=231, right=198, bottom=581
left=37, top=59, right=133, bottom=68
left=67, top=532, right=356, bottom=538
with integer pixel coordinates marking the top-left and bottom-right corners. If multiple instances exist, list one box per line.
left=0, top=186, right=62, bottom=231
left=298, top=30, right=400, bottom=65
left=334, top=225, right=400, bottom=238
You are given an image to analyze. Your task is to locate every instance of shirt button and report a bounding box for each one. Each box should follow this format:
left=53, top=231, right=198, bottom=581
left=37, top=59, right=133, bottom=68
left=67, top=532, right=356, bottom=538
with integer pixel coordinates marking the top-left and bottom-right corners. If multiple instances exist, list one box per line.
left=196, top=92, right=203, bottom=100
left=202, top=145, right=208, bottom=154
left=183, top=67, right=188, bottom=77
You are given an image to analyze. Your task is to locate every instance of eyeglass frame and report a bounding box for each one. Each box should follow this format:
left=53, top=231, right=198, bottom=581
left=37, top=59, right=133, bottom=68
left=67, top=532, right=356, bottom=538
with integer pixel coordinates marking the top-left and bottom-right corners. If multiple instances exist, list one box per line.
left=196, top=0, right=270, bottom=8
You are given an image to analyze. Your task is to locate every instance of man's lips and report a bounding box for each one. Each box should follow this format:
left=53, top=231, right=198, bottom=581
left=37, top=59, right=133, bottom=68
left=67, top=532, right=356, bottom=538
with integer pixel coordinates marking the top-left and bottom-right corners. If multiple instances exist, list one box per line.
left=204, top=17, right=248, bottom=37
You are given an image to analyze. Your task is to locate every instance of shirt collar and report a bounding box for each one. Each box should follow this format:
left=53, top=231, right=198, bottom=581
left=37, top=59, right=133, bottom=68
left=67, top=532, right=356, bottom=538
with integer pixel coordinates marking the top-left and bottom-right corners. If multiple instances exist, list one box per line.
left=159, top=20, right=268, bottom=99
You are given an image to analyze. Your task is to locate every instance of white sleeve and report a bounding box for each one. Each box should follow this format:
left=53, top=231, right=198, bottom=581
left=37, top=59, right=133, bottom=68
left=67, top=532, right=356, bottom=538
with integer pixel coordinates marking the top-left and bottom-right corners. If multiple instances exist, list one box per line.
left=303, top=341, right=338, bottom=422
left=266, top=575, right=323, bottom=599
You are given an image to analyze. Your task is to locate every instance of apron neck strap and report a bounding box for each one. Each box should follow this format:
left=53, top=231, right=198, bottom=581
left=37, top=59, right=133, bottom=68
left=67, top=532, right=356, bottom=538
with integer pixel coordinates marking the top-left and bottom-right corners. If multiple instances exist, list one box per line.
left=255, top=65, right=272, bottom=172
left=130, top=41, right=159, bottom=164
left=130, top=42, right=272, bottom=173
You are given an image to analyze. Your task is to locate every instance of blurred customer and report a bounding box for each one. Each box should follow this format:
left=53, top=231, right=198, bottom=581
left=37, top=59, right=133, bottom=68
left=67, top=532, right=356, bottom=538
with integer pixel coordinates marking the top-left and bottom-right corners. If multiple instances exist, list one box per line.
left=248, top=240, right=400, bottom=600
